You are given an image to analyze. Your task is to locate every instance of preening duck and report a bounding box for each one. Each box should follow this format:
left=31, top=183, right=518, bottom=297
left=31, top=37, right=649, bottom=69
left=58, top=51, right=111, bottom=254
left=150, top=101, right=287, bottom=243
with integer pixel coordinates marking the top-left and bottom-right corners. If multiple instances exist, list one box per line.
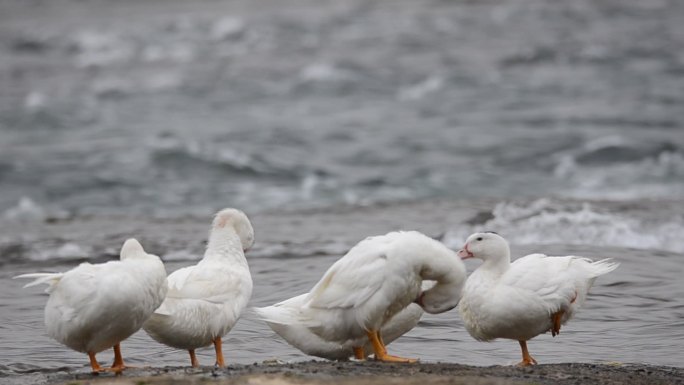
left=256, top=231, right=466, bottom=363
left=255, top=283, right=432, bottom=360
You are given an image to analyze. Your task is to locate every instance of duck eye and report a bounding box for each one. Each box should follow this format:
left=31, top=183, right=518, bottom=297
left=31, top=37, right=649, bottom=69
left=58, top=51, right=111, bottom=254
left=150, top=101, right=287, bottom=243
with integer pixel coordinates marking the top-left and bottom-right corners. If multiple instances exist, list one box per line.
left=476, top=237, right=483, bottom=241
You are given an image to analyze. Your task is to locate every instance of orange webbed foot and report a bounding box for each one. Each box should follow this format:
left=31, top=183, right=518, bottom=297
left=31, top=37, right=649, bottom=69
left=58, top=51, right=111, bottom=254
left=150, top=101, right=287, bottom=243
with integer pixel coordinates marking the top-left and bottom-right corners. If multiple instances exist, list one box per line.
left=517, top=340, right=538, bottom=367
left=374, top=354, right=419, bottom=363
left=516, top=356, right=538, bottom=367
left=367, top=330, right=418, bottom=364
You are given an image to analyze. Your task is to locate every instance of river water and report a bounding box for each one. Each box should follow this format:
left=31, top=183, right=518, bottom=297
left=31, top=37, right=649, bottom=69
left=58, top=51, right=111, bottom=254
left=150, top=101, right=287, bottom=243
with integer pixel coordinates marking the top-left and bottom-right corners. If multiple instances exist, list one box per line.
left=0, top=0, right=683, bottom=382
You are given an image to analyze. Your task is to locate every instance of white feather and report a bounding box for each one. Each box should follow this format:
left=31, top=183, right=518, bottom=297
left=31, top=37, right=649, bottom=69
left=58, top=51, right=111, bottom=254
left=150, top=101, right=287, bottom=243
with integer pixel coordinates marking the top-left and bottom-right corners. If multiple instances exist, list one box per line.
left=14, top=238, right=168, bottom=356
left=254, top=281, right=434, bottom=360
left=257, top=231, right=466, bottom=347
left=458, top=232, right=619, bottom=344
left=13, top=273, right=64, bottom=292
left=142, top=208, right=254, bottom=353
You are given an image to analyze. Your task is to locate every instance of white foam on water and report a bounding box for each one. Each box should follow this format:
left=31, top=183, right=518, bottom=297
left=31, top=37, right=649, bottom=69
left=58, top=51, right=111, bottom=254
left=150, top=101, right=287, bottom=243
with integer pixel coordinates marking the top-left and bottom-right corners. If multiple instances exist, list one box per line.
left=54, top=243, right=90, bottom=260
left=3, top=197, right=46, bottom=223
left=70, top=30, right=135, bottom=68
left=141, top=43, right=195, bottom=63
left=553, top=138, right=684, bottom=200
left=142, top=71, right=184, bottom=92
left=445, top=198, right=684, bottom=254
left=211, top=17, right=246, bottom=41
left=19, top=242, right=92, bottom=262
left=397, top=75, right=444, bottom=101
left=23, top=91, right=48, bottom=113
left=299, top=62, right=354, bottom=83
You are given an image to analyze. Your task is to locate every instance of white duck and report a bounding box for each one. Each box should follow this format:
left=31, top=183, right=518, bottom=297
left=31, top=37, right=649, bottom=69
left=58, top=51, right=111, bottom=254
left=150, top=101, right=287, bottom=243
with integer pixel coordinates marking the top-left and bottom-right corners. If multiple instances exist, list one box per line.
left=143, top=208, right=254, bottom=368
left=257, top=231, right=466, bottom=363
left=255, top=282, right=433, bottom=360
left=457, top=232, right=619, bottom=366
left=14, top=239, right=167, bottom=373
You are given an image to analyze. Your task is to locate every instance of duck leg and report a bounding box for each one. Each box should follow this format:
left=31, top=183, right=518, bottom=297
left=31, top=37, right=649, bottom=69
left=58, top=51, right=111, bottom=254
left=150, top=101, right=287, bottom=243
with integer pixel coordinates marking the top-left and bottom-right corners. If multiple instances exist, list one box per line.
left=110, top=343, right=146, bottom=371
left=189, top=349, right=200, bottom=368
left=551, top=310, right=564, bottom=337
left=517, top=340, right=538, bottom=366
left=367, top=330, right=417, bottom=363
left=88, top=345, right=128, bottom=375
left=551, top=291, right=577, bottom=337
left=213, top=336, right=225, bottom=367
left=88, top=351, right=104, bottom=374
left=353, top=346, right=366, bottom=360
left=109, top=343, right=128, bottom=372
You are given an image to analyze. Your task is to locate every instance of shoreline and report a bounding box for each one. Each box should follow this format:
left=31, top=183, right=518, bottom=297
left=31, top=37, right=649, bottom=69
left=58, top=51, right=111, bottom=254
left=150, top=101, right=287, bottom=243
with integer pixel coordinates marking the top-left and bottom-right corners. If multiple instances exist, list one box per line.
left=19, top=361, right=684, bottom=385
left=3, top=198, right=684, bottom=377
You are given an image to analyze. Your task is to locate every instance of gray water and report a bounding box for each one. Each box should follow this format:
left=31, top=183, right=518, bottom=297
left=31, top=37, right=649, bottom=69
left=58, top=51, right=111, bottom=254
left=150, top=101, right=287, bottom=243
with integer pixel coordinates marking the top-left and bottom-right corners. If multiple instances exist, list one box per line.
left=1, top=0, right=683, bottom=381
left=1, top=0, right=683, bottom=216
left=2, top=199, right=683, bottom=380
left=4, top=246, right=683, bottom=370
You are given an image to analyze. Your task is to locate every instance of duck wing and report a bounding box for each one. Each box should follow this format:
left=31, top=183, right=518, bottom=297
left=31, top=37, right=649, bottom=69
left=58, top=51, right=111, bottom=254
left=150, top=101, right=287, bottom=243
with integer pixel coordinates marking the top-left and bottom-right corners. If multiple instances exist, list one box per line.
left=306, top=236, right=389, bottom=310
left=501, top=254, right=593, bottom=311
left=164, top=264, right=247, bottom=305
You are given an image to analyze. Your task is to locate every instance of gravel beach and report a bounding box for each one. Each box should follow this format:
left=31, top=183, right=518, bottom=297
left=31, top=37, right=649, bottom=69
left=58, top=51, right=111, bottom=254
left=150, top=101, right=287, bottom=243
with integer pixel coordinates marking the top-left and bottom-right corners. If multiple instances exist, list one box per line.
left=15, top=361, right=684, bottom=385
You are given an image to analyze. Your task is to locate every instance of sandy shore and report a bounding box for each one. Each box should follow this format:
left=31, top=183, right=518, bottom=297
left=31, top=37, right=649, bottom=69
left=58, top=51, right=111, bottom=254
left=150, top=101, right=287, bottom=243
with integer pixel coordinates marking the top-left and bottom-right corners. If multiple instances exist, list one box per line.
left=32, top=361, right=684, bottom=385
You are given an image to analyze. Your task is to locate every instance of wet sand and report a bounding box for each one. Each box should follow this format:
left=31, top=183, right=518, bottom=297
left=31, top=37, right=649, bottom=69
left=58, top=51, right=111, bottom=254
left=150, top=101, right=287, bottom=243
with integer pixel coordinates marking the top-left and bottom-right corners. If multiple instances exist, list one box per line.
left=23, top=361, right=684, bottom=385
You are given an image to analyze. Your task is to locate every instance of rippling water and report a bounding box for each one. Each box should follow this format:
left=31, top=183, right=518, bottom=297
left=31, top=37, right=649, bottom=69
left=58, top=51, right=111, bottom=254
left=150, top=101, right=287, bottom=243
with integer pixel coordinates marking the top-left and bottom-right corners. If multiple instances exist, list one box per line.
left=1, top=0, right=683, bottom=215
left=0, top=0, right=683, bottom=382
left=1, top=199, right=683, bottom=382
left=6, top=246, right=683, bottom=371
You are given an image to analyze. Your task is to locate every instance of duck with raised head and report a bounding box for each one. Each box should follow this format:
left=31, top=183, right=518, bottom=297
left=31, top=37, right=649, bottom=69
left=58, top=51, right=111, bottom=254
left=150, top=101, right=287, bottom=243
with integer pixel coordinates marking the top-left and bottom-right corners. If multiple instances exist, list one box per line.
left=14, top=239, right=168, bottom=373
left=256, top=231, right=466, bottom=363
left=457, top=231, right=619, bottom=366
left=143, top=208, right=254, bottom=367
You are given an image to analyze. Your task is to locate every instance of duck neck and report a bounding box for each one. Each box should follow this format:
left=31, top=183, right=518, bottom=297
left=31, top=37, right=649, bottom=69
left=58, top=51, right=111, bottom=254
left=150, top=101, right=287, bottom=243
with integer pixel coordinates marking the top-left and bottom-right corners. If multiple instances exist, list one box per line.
left=480, top=250, right=511, bottom=277
left=205, top=227, right=247, bottom=264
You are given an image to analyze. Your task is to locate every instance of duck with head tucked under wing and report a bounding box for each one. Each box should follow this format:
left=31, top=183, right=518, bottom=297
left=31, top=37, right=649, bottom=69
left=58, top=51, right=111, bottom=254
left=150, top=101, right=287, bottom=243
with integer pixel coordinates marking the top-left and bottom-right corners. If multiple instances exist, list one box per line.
left=255, top=281, right=434, bottom=361
left=256, top=230, right=466, bottom=363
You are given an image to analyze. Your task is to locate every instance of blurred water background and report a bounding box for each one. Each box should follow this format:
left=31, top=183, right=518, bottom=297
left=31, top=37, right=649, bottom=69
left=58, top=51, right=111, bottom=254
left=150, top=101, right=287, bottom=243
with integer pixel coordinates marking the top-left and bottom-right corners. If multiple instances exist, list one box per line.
left=0, top=0, right=683, bottom=382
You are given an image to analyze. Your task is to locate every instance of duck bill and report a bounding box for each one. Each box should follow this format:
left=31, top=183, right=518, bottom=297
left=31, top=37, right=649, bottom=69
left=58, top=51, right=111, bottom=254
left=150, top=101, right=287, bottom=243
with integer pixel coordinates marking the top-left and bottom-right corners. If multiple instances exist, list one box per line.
left=458, top=246, right=474, bottom=260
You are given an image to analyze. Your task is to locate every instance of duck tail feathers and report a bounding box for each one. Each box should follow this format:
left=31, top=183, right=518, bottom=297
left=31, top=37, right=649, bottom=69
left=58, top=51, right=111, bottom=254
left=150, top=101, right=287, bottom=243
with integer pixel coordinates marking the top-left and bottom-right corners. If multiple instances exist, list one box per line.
left=13, top=273, right=64, bottom=292
left=253, top=305, right=318, bottom=327
left=589, top=258, right=620, bottom=277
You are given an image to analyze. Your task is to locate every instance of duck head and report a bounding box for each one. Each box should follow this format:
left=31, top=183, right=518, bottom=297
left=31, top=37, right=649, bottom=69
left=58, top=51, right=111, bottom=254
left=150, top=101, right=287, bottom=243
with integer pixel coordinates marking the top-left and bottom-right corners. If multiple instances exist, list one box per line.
left=212, top=208, right=255, bottom=251
left=416, top=281, right=463, bottom=314
left=120, top=238, right=145, bottom=259
left=458, top=232, right=510, bottom=263
left=119, top=238, right=161, bottom=261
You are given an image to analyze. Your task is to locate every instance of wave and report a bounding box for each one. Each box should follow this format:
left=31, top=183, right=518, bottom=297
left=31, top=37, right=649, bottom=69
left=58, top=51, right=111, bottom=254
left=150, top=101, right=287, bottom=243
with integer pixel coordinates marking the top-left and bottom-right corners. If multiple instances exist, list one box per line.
left=444, top=198, right=684, bottom=254
left=149, top=136, right=300, bottom=178
left=557, top=149, right=684, bottom=200
left=68, top=30, right=136, bottom=69
left=2, top=197, right=71, bottom=223
left=557, top=136, right=681, bottom=167
left=0, top=91, right=99, bottom=131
